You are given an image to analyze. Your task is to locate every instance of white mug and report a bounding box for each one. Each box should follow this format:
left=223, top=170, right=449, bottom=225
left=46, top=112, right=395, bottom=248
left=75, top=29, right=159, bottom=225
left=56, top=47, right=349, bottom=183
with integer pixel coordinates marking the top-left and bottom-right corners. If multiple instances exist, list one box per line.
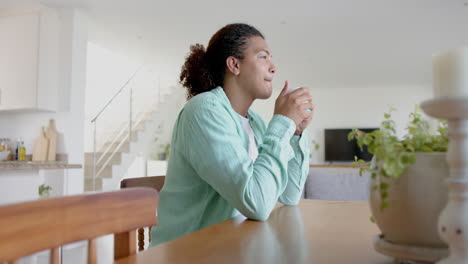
left=287, top=85, right=311, bottom=112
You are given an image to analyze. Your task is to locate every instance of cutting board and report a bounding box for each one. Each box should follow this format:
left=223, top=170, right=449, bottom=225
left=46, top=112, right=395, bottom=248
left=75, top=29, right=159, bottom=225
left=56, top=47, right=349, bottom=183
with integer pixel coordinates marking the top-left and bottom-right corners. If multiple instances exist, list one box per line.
left=32, top=127, right=49, bottom=162
left=46, top=119, right=58, bottom=161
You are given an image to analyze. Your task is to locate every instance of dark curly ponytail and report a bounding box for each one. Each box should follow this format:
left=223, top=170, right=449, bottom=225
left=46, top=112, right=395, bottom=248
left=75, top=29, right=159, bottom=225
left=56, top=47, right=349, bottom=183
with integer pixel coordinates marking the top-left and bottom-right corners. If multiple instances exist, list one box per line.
left=180, top=23, right=264, bottom=99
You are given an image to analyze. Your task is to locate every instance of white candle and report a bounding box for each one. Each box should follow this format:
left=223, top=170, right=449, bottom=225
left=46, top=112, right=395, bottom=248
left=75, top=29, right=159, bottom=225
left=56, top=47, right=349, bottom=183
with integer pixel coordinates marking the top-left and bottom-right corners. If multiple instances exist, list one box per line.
left=433, top=47, right=468, bottom=98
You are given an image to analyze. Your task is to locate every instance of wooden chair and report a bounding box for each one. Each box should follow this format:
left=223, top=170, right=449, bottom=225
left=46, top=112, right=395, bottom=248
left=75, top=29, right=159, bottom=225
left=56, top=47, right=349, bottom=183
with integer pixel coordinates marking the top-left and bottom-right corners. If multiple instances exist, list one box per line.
left=0, top=187, right=158, bottom=264
left=120, top=175, right=165, bottom=251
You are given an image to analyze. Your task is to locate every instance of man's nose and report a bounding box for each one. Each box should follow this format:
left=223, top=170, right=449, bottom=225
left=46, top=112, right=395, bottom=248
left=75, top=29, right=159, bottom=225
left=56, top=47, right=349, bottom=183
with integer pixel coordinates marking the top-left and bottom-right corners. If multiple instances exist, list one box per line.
left=270, top=62, right=276, bottom=74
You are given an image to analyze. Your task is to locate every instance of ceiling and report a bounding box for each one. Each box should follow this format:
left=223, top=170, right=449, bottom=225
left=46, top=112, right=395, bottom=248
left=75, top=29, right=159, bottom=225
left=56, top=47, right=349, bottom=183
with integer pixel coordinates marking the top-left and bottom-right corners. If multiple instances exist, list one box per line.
left=2, top=0, right=468, bottom=90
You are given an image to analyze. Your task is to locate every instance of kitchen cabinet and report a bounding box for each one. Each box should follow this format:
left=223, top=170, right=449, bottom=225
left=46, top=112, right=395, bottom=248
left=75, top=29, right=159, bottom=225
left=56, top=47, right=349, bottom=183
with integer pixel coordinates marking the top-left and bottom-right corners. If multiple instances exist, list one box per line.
left=0, top=5, right=59, bottom=112
left=0, top=159, right=82, bottom=206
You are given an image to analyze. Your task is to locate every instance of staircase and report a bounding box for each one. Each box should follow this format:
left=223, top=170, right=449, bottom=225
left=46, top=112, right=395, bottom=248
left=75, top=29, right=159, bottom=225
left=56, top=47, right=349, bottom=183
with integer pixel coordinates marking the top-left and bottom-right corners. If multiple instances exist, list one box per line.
left=84, top=111, right=154, bottom=191
left=84, top=69, right=186, bottom=192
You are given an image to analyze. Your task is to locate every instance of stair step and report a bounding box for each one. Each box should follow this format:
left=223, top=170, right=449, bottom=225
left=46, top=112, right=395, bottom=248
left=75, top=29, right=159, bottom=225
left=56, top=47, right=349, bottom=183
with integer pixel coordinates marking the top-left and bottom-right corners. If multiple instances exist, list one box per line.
left=84, top=164, right=112, bottom=179
left=84, top=152, right=122, bottom=166
left=84, top=178, right=103, bottom=192
left=138, top=112, right=153, bottom=121
left=133, top=121, right=145, bottom=131
left=129, top=129, right=143, bottom=142
left=102, top=125, right=144, bottom=148
left=99, top=140, right=130, bottom=154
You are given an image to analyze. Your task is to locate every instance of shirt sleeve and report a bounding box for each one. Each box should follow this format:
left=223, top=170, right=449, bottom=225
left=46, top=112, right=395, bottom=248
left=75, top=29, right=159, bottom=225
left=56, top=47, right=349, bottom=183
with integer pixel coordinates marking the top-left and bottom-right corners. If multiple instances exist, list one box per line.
left=185, top=102, right=296, bottom=221
left=278, top=130, right=310, bottom=205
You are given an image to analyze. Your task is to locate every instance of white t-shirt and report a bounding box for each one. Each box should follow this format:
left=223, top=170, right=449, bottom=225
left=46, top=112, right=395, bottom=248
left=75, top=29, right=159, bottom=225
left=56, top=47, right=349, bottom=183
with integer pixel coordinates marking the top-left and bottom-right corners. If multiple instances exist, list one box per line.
left=237, top=113, right=259, bottom=161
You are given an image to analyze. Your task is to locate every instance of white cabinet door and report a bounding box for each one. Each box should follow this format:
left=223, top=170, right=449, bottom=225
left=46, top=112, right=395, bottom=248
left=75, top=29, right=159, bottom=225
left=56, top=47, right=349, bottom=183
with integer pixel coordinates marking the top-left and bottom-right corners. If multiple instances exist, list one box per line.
left=0, top=12, right=39, bottom=110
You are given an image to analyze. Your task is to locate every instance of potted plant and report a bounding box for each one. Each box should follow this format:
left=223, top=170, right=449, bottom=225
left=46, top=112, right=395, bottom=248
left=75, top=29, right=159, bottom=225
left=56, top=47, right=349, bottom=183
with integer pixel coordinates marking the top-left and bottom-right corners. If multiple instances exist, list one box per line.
left=38, top=184, right=52, bottom=198
left=348, top=106, right=449, bottom=262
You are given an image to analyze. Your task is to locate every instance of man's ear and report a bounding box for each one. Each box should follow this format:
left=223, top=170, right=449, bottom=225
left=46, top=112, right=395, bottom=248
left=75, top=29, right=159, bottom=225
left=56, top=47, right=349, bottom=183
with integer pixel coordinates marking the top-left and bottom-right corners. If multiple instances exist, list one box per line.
left=226, top=56, right=240, bottom=76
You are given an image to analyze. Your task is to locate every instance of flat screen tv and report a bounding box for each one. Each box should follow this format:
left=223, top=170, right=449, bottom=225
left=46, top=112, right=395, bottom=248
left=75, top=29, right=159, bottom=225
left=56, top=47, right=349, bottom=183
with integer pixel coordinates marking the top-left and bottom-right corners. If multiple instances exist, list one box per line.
left=324, top=128, right=379, bottom=162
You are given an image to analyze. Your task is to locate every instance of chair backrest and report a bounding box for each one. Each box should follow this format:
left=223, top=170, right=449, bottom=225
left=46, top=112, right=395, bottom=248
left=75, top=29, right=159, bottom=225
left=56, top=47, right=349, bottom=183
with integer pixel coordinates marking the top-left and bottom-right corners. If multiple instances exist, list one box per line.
left=119, top=176, right=165, bottom=251
left=0, top=187, right=158, bottom=264
left=121, top=175, right=165, bottom=191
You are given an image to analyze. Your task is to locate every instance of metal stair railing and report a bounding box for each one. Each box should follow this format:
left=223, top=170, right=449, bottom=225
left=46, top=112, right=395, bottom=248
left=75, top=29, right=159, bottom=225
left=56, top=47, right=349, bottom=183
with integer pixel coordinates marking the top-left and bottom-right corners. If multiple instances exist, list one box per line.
left=90, top=67, right=159, bottom=191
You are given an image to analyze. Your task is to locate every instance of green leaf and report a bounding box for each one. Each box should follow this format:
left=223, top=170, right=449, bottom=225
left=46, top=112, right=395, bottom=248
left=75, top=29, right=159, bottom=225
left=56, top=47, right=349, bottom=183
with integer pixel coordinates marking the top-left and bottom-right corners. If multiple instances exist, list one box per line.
left=363, top=134, right=372, bottom=145
left=347, top=130, right=356, bottom=141
left=398, top=154, right=410, bottom=167
left=381, top=191, right=388, bottom=200
left=380, top=182, right=389, bottom=191
left=380, top=201, right=390, bottom=211
left=421, top=146, right=433, bottom=152
left=38, top=184, right=52, bottom=196
left=370, top=216, right=376, bottom=223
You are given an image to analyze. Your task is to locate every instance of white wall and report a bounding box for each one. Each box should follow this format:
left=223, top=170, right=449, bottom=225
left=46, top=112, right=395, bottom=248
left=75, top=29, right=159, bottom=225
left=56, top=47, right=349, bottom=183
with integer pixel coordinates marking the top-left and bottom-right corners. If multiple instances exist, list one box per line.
left=85, top=42, right=140, bottom=118
left=84, top=44, right=162, bottom=152
left=0, top=8, right=88, bottom=195
left=150, top=85, right=187, bottom=156
left=251, top=84, right=433, bottom=164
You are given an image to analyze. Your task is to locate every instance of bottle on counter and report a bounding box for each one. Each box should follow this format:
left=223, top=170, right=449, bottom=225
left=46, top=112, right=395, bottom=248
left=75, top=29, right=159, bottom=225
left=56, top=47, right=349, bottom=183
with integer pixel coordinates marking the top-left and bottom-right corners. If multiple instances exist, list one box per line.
left=5, top=138, right=14, bottom=160
left=15, top=139, right=20, bottom=160
left=0, top=138, right=13, bottom=161
left=19, top=141, right=26, bottom=161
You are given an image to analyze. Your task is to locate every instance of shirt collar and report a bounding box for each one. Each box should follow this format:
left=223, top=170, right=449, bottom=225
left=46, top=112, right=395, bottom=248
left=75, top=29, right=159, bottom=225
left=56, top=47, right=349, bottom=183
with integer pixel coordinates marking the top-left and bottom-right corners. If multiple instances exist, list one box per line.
left=211, top=86, right=257, bottom=125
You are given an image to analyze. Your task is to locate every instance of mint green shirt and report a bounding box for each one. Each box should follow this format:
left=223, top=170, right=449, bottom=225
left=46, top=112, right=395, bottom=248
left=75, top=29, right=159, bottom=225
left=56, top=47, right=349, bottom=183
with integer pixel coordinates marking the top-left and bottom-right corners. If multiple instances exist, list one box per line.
left=150, top=87, right=310, bottom=246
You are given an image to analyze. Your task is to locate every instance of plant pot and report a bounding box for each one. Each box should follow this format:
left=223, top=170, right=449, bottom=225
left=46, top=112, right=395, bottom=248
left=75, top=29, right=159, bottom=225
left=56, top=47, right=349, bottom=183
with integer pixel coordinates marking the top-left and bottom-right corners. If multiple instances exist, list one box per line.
left=370, top=152, right=449, bottom=248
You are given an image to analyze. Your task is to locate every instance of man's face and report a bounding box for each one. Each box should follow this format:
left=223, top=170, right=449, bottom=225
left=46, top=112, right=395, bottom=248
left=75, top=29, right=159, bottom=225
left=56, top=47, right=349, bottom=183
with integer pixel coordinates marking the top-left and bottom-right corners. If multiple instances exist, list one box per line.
left=237, top=36, right=276, bottom=100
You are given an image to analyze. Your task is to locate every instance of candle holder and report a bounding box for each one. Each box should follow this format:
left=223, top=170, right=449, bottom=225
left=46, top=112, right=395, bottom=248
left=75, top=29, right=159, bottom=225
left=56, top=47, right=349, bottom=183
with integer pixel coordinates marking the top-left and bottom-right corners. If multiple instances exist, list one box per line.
left=421, top=96, right=468, bottom=264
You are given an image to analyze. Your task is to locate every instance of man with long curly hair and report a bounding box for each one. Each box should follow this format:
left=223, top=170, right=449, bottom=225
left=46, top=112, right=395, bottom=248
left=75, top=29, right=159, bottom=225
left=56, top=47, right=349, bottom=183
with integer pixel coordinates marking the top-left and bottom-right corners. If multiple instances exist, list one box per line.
left=151, top=23, right=314, bottom=246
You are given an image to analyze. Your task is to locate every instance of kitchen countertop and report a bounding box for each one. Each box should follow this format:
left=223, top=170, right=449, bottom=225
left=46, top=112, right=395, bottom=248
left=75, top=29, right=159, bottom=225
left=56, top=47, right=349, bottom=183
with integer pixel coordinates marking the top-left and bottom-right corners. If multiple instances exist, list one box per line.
left=0, top=161, right=82, bottom=170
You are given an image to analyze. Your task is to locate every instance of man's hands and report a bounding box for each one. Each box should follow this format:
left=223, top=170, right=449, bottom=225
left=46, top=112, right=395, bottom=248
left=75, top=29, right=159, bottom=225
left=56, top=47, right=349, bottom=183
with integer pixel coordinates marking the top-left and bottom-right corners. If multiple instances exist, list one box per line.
left=274, top=81, right=314, bottom=136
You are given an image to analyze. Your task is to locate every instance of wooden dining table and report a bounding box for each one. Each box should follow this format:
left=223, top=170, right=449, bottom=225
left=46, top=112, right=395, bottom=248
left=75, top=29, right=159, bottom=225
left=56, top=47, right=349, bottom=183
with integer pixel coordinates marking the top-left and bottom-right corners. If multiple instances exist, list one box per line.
left=115, top=200, right=395, bottom=264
